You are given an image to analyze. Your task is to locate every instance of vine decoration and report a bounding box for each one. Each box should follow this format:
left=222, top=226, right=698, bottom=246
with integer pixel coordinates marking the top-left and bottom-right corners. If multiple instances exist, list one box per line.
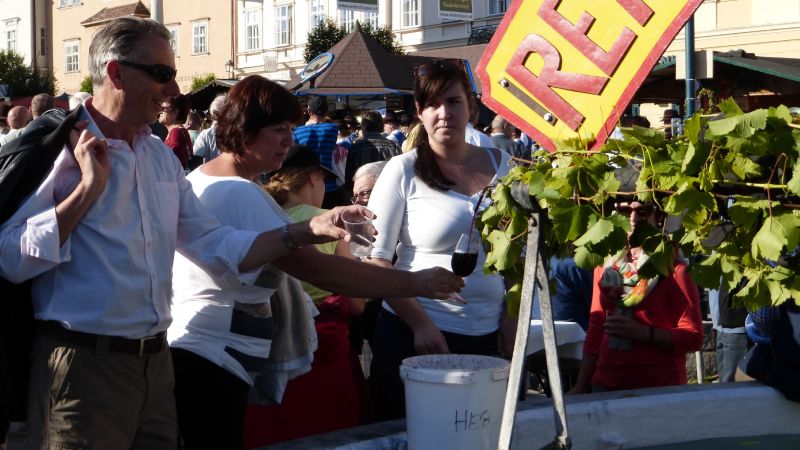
left=477, top=99, right=800, bottom=317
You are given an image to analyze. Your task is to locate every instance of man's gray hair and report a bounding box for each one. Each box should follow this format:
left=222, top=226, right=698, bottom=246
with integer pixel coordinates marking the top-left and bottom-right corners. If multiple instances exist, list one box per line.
left=88, top=17, right=171, bottom=88
left=491, top=114, right=509, bottom=131
left=208, top=94, right=227, bottom=121
left=354, top=160, right=387, bottom=182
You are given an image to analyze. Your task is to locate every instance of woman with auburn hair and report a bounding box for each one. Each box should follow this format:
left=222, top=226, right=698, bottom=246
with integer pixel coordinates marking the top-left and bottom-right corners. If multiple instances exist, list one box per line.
left=365, top=60, right=516, bottom=420
left=160, top=93, right=193, bottom=169
left=168, top=75, right=463, bottom=449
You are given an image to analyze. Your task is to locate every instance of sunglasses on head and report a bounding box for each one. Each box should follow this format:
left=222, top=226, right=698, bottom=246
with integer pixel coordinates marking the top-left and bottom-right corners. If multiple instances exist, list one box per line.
left=117, top=60, right=177, bottom=84
left=413, top=59, right=466, bottom=78
left=615, top=204, right=656, bottom=216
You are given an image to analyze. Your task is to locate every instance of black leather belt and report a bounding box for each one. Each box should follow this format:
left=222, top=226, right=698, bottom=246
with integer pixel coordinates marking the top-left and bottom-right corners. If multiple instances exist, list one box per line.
left=39, top=321, right=166, bottom=356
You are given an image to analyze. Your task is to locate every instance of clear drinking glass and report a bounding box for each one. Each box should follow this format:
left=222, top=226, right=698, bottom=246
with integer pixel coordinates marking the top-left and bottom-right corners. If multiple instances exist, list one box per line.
left=341, top=210, right=373, bottom=258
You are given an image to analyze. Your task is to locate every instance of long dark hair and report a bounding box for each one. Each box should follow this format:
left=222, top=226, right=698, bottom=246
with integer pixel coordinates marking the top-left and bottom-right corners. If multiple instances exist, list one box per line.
left=413, top=61, right=476, bottom=191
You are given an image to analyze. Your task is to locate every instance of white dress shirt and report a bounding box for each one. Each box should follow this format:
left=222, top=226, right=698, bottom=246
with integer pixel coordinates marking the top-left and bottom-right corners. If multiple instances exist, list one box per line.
left=0, top=102, right=258, bottom=339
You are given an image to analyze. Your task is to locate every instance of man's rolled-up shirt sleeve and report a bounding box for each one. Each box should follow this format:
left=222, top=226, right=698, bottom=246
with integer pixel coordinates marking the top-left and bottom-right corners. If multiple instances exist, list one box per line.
left=0, top=164, right=72, bottom=283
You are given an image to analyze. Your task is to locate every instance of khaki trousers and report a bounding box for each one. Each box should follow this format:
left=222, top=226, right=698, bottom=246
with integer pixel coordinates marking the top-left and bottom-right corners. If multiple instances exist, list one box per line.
left=27, top=333, right=177, bottom=450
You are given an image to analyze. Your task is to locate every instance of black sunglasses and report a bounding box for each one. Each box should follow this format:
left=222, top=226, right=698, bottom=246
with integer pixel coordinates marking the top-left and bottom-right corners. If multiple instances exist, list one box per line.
left=117, top=60, right=177, bottom=84
left=615, top=204, right=656, bottom=216
left=413, top=59, right=466, bottom=78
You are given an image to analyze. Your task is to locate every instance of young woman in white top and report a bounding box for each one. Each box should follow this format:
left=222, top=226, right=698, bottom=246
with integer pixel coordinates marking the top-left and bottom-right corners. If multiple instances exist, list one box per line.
left=168, top=75, right=464, bottom=450
left=366, top=60, right=516, bottom=420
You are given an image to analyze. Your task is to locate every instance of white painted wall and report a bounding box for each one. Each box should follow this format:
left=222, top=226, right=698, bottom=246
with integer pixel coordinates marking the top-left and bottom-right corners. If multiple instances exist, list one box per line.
left=0, top=0, right=35, bottom=65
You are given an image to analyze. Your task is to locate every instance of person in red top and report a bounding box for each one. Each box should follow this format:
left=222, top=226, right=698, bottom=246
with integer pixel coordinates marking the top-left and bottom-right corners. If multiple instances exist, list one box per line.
left=160, top=93, right=193, bottom=169
left=568, top=201, right=704, bottom=393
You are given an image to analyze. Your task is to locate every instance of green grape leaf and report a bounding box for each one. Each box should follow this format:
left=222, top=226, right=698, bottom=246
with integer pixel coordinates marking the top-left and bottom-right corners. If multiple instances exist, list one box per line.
left=682, top=141, right=711, bottom=176
left=735, top=275, right=771, bottom=310
left=769, top=105, right=793, bottom=124
left=622, top=126, right=666, bottom=147
left=492, top=183, right=513, bottom=215
left=788, top=166, right=800, bottom=196
left=506, top=209, right=529, bottom=237
left=628, top=220, right=660, bottom=251
left=727, top=197, right=772, bottom=229
left=717, top=98, right=743, bottom=116
left=551, top=205, right=596, bottom=242
left=730, top=155, right=763, bottom=180
left=574, top=245, right=606, bottom=270
left=663, top=188, right=716, bottom=229
left=504, top=282, right=522, bottom=318
left=684, top=114, right=704, bottom=145
left=751, top=213, right=800, bottom=261
left=707, top=109, right=767, bottom=139
left=690, top=253, right=722, bottom=289
left=637, top=239, right=674, bottom=279
left=523, top=170, right=546, bottom=197
left=573, top=218, right=614, bottom=247
left=479, top=205, right=502, bottom=227
left=485, top=230, right=515, bottom=272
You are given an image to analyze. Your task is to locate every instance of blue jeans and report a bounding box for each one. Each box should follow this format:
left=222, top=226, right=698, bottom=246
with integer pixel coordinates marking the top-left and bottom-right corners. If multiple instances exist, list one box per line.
left=716, top=331, right=748, bottom=382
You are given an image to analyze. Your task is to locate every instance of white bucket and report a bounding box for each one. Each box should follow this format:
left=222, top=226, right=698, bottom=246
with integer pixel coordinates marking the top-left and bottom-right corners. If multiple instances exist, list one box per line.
left=399, top=354, right=510, bottom=450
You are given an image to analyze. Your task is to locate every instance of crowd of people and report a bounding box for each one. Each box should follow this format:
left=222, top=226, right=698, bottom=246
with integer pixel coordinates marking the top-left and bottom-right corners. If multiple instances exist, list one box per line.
left=0, top=15, right=795, bottom=450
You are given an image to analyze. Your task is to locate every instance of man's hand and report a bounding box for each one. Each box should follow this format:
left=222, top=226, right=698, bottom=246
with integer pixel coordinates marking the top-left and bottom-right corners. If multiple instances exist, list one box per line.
left=71, top=122, right=109, bottom=198
left=412, top=321, right=450, bottom=355
left=411, top=267, right=464, bottom=300
left=304, top=205, right=376, bottom=244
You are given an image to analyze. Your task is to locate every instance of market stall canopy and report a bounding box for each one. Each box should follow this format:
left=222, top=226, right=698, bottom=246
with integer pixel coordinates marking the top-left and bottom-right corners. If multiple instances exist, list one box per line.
left=188, top=79, right=237, bottom=114
left=287, top=22, right=447, bottom=96
left=633, top=50, right=800, bottom=107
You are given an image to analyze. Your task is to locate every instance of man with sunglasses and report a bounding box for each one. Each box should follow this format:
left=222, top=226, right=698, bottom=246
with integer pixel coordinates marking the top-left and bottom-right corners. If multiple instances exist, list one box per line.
left=0, top=17, right=444, bottom=450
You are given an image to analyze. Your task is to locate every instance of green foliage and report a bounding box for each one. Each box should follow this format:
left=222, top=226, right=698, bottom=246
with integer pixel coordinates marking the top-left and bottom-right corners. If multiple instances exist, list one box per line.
left=190, top=73, right=216, bottom=92
left=304, top=17, right=403, bottom=63
left=360, top=22, right=404, bottom=55
left=0, top=50, right=55, bottom=96
left=304, top=18, right=347, bottom=63
left=477, top=99, right=800, bottom=314
left=79, top=75, right=94, bottom=95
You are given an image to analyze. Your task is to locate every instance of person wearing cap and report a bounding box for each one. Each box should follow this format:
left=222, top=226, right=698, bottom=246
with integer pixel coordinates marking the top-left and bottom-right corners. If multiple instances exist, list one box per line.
left=383, top=110, right=405, bottom=147
left=249, top=145, right=369, bottom=445
left=168, top=76, right=463, bottom=449
left=293, top=96, right=346, bottom=207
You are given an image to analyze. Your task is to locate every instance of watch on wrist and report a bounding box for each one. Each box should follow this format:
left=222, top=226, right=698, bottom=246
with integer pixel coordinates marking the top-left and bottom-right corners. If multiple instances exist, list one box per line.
left=281, top=224, right=300, bottom=250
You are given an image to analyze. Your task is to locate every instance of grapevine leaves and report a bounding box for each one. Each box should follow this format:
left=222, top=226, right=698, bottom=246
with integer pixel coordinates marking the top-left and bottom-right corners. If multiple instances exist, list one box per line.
left=479, top=102, right=800, bottom=311
left=752, top=213, right=800, bottom=261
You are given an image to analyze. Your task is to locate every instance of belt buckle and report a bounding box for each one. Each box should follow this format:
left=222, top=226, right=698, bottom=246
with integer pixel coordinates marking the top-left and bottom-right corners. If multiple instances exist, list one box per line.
left=138, top=335, right=157, bottom=356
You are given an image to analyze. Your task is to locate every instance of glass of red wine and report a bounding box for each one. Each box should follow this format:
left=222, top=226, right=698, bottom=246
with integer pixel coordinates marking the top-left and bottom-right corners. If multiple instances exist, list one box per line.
left=451, top=232, right=479, bottom=277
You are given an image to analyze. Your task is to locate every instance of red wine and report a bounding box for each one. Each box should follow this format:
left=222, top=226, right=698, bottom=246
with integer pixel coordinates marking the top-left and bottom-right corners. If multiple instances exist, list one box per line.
left=451, top=252, right=478, bottom=277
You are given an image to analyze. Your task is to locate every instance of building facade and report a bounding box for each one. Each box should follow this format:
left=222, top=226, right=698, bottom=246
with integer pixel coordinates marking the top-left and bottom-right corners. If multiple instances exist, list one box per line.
left=235, top=0, right=509, bottom=82
left=0, top=0, right=49, bottom=70
left=670, top=0, right=800, bottom=59
left=51, top=0, right=234, bottom=94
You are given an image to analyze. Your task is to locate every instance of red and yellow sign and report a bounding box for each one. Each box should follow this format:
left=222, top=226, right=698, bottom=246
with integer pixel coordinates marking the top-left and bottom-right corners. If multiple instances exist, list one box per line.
left=477, top=0, right=704, bottom=151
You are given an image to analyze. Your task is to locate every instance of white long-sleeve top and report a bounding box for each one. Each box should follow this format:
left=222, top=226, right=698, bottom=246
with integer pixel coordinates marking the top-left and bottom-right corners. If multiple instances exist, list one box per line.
left=368, top=148, right=510, bottom=335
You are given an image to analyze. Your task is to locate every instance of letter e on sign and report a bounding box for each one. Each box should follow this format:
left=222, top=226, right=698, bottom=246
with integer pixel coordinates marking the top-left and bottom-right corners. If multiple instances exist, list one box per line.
left=477, top=0, right=704, bottom=151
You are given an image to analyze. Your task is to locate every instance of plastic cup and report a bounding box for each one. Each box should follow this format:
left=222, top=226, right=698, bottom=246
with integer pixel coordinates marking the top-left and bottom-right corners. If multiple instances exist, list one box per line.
left=341, top=210, right=373, bottom=258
